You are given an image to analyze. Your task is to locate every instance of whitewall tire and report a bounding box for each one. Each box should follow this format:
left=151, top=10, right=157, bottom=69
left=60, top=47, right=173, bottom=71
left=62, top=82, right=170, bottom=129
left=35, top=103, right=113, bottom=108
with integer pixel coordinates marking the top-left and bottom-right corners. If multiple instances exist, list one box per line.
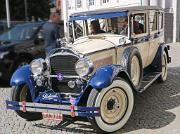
left=87, top=79, right=134, bottom=133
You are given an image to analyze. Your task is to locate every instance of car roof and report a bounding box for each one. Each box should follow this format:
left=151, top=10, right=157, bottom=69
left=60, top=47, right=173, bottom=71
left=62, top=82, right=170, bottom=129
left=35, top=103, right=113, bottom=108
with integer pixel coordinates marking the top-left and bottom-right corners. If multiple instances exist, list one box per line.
left=70, top=6, right=163, bottom=21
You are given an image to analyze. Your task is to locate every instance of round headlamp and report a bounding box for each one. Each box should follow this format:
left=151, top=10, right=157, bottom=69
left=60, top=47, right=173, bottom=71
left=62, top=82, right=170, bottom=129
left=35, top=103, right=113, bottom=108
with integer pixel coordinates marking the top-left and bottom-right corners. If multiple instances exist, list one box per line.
left=30, top=58, right=46, bottom=76
left=75, top=58, right=94, bottom=77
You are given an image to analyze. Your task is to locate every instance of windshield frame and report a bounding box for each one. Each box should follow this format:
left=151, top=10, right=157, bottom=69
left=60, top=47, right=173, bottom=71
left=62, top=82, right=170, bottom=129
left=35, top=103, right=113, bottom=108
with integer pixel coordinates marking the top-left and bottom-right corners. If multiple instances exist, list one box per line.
left=69, top=11, right=131, bottom=40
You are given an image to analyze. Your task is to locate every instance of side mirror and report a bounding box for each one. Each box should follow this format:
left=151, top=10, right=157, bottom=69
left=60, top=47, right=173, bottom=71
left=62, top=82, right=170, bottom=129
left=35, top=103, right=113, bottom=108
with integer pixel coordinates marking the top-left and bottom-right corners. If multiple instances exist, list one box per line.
left=37, top=32, right=44, bottom=41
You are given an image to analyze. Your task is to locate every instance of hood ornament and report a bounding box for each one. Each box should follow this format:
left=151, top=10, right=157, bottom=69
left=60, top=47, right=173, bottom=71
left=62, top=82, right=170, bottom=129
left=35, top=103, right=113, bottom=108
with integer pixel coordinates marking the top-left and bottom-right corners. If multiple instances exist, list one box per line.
left=57, top=73, right=64, bottom=81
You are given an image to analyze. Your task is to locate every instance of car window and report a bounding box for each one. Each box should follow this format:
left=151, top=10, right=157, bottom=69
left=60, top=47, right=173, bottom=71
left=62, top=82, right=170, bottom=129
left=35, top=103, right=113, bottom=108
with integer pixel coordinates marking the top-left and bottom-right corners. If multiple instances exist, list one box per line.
left=159, top=12, right=164, bottom=30
left=0, top=23, right=41, bottom=41
left=84, top=17, right=128, bottom=36
left=110, top=17, right=128, bottom=36
left=149, top=11, right=158, bottom=32
left=133, top=13, right=146, bottom=35
left=73, top=20, right=84, bottom=39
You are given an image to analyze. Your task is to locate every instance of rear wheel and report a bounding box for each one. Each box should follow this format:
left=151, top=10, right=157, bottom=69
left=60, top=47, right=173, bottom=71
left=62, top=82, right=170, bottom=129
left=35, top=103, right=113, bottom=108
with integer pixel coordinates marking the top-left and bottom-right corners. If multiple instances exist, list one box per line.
left=11, top=85, right=42, bottom=121
left=87, top=79, right=134, bottom=133
left=158, top=51, right=168, bottom=82
left=127, top=49, right=143, bottom=89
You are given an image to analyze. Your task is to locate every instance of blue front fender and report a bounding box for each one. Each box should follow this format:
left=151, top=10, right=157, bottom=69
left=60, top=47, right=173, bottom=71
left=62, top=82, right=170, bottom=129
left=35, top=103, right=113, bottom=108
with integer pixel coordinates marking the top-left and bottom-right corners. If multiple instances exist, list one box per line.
left=10, top=65, right=36, bottom=100
left=88, top=65, right=125, bottom=89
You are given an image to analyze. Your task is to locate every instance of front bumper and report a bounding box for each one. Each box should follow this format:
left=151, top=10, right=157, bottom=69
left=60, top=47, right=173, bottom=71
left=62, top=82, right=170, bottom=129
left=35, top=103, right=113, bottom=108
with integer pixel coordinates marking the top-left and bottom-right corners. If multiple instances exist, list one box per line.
left=6, top=100, right=100, bottom=117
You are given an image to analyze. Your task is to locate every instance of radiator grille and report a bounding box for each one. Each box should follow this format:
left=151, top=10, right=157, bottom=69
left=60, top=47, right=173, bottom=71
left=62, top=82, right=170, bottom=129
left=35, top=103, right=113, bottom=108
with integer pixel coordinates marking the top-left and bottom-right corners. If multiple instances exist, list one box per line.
left=50, top=54, right=81, bottom=94
left=50, top=55, right=78, bottom=76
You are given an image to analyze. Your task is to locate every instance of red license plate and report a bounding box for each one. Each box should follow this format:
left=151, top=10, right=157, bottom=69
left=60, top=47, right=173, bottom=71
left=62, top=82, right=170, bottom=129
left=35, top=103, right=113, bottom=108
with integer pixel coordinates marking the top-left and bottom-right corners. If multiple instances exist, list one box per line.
left=42, top=113, right=63, bottom=121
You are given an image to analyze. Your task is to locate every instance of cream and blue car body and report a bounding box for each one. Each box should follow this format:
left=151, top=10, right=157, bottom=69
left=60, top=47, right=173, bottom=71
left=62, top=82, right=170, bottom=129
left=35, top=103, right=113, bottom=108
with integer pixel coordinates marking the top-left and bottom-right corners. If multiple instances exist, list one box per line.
left=6, top=6, right=171, bottom=133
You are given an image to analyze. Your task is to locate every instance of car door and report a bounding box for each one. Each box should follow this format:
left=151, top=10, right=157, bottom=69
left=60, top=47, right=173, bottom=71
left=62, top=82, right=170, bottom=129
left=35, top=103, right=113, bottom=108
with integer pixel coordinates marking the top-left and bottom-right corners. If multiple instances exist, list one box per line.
left=131, top=11, right=150, bottom=68
left=148, top=10, right=164, bottom=65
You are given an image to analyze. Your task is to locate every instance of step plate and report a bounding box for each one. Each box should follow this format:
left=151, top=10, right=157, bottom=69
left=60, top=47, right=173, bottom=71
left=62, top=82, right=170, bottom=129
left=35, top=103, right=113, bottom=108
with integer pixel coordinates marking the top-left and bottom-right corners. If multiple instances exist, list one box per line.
left=140, top=72, right=161, bottom=92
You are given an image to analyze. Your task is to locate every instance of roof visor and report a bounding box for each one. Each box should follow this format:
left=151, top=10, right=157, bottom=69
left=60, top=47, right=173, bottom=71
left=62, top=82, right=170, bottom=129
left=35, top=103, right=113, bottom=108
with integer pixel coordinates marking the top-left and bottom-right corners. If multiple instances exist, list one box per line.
left=70, top=11, right=128, bottom=21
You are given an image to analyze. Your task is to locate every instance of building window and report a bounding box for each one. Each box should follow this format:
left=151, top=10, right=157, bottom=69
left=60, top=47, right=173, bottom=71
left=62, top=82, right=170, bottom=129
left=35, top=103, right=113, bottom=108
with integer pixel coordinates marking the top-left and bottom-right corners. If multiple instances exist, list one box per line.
left=102, top=0, right=109, bottom=3
left=76, top=0, right=82, bottom=8
left=89, top=0, right=95, bottom=6
left=68, top=0, right=71, bottom=10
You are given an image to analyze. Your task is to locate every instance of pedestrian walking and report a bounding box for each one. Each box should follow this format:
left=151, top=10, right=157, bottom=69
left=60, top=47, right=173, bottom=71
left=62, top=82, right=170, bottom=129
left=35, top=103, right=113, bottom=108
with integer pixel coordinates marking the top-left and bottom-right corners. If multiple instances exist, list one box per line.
left=42, top=11, right=61, bottom=56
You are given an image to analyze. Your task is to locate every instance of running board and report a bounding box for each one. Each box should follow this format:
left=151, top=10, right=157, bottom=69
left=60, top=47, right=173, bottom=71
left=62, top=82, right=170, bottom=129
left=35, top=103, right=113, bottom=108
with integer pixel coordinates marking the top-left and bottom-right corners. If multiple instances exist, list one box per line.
left=139, top=72, right=161, bottom=93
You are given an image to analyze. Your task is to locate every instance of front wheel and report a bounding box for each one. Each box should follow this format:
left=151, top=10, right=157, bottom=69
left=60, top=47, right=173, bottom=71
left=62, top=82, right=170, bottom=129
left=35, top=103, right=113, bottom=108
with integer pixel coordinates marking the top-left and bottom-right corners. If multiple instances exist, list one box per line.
left=11, top=85, right=42, bottom=121
left=87, top=79, right=134, bottom=133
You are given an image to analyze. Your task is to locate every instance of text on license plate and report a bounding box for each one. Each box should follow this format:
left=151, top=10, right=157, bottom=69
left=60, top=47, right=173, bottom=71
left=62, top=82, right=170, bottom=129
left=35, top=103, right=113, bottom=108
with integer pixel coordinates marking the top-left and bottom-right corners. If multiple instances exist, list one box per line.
left=42, top=113, right=63, bottom=121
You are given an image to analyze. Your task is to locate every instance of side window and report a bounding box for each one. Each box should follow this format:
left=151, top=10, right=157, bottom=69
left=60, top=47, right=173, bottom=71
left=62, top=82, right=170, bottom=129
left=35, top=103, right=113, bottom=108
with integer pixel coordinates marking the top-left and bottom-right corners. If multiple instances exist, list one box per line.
left=159, top=12, right=164, bottom=30
left=87, top=19, right=106, bottom=35
left=133, top=13, right=147, bottom=35
left=108, top=17, right=128, bottom=35
left=73, top=20, right=83, bottom=39
left=149, top=11, right=158, bottom=32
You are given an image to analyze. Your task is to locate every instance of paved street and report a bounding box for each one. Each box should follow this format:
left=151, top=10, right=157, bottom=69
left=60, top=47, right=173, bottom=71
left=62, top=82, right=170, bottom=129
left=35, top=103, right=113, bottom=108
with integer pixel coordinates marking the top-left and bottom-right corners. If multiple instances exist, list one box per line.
left=0, top=43, right=180, bottom=134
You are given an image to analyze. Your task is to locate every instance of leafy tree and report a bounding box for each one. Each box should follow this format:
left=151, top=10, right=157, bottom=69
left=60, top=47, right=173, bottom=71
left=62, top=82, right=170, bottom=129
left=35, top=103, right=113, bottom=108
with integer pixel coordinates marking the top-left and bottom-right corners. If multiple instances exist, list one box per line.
left=0, top=0, right=6, bottom=20
left=0, top=0, right=51, bottom=21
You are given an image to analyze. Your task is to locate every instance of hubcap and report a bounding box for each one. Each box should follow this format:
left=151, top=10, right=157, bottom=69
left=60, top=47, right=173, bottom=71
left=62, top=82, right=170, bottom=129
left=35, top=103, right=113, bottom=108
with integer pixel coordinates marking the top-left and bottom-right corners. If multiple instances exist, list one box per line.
left=131, top=56, right=140, bottom=86
left=100, top=88, right=128, bottom=124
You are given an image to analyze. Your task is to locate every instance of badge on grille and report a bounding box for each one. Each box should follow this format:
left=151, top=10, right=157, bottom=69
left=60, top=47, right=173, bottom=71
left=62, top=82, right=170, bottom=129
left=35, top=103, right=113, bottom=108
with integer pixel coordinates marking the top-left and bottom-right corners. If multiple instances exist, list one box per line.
left=57, top=73, right=64, bottom=81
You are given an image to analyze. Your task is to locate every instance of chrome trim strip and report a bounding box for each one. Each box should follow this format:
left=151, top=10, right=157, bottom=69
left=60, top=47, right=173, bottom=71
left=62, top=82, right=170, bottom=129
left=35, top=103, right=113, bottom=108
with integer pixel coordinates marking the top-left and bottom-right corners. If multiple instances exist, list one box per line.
left=48, top=75, right=80, bottom=79
left=47, top=75, right=87, bottom=81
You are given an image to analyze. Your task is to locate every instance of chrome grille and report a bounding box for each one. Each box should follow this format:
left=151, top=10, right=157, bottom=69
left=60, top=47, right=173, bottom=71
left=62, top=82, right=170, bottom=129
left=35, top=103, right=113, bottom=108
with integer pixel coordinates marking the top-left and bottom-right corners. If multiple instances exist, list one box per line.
left=50, top=54, right=81, bottom=94
left=50, top=55, right=79, bottom=76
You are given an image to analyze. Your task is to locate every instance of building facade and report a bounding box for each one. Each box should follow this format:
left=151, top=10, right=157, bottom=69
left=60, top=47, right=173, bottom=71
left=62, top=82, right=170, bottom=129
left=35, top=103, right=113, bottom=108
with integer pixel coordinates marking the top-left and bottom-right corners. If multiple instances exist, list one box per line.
left=59, top=0, right=180, bottom=42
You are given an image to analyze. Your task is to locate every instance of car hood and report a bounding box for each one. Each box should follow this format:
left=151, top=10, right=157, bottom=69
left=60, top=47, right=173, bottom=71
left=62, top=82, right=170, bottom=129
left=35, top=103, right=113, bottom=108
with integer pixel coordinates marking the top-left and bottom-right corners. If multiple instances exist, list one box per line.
left=72, top=36, right=116, bottom=55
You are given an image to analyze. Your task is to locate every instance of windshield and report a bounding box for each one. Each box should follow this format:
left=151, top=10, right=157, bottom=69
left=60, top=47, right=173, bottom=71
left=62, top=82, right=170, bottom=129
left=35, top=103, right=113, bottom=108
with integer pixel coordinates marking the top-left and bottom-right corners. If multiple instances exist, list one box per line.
left=71, top=16, right=128, bottom=39
left=0, top=23, right=41, bottom=41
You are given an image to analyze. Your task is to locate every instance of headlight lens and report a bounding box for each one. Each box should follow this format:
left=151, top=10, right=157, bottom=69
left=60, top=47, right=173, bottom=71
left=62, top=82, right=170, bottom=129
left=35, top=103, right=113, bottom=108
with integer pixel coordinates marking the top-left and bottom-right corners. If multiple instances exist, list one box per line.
left=75, top=58, right=94, bottom=77
left=30, top=58, right=46, bottom=75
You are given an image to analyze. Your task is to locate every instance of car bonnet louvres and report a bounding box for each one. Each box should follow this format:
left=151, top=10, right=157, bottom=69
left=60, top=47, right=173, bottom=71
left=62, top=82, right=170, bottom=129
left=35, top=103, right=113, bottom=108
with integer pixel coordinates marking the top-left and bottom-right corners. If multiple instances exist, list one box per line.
left=50, top=53, right=79, bottom=77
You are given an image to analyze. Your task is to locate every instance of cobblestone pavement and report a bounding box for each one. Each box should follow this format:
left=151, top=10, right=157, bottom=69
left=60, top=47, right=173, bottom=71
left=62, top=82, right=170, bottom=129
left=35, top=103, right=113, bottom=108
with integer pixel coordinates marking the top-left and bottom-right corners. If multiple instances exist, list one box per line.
left=0, top=43, right=180, bottom=134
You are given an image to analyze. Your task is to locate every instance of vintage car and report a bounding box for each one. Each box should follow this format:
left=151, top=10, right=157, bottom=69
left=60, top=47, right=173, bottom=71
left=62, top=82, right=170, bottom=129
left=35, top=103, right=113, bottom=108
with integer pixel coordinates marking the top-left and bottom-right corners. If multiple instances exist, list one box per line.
left=6, top=6, right=171, bottom=133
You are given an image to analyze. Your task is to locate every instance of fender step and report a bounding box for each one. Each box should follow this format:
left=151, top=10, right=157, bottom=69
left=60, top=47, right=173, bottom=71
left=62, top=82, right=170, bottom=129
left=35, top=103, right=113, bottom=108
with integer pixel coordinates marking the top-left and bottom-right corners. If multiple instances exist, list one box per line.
left=139, top=72, right=161, bottom=93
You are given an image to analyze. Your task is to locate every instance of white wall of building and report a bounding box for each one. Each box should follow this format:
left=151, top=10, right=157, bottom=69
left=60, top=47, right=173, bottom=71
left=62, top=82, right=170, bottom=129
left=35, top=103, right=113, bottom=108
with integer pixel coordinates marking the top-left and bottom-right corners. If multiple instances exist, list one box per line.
left=67, top=0, right=166, bottom=16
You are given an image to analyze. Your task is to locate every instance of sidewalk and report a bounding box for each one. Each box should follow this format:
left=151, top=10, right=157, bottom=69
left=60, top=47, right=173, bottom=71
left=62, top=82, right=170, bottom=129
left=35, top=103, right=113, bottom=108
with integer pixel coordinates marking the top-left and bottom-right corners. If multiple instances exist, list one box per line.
left=168, top=42, right=180, bottom=68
